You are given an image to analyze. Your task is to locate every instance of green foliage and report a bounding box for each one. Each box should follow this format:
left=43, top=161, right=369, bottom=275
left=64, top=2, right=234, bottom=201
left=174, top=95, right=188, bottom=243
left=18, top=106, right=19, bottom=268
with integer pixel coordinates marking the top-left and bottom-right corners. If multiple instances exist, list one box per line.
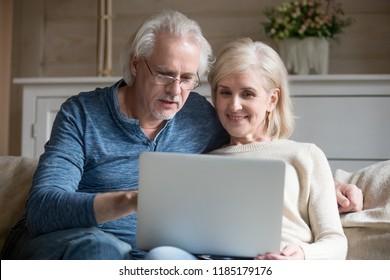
left=263, top=0, right=354, bottom=41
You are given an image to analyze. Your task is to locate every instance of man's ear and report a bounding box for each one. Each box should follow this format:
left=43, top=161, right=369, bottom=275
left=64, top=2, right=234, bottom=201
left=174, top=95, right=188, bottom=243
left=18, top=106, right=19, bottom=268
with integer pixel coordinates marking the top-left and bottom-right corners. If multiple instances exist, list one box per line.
left=130, top=56, right=139, bottom=77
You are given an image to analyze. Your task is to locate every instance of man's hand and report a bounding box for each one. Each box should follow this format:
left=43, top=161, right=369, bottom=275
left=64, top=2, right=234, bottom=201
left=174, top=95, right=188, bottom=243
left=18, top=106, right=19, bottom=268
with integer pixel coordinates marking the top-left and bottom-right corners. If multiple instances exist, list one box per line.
left=335, top=181, right=363, bottom=213
left=94, top=190, right=138, bottom=223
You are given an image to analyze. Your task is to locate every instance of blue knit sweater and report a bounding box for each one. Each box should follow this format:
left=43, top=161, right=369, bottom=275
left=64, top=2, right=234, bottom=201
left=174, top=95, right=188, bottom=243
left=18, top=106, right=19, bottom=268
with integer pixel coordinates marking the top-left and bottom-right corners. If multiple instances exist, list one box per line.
left=25, top=80, right=229, bottom=255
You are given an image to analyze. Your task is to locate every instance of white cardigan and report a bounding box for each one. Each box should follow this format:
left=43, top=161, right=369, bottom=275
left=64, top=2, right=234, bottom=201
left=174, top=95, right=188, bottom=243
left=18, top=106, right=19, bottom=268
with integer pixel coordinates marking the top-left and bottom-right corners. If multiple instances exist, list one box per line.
left=211, top=139, right=347, bottom=260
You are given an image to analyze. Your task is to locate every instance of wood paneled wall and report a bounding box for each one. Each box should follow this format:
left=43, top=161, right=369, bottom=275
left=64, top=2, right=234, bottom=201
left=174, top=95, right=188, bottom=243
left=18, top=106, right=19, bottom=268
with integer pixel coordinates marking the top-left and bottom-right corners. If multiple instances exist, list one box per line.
left=0, top=0, right=13, bottom=155
left=13, top=0, right=390, bottom=77
left=6, top=0, right=390, bottom=155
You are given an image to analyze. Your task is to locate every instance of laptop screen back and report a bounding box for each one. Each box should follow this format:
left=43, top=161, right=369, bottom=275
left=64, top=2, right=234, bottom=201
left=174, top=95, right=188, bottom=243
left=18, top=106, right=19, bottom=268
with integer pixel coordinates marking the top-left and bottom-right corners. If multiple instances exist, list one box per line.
left=136, top=152, right=286, bottom=258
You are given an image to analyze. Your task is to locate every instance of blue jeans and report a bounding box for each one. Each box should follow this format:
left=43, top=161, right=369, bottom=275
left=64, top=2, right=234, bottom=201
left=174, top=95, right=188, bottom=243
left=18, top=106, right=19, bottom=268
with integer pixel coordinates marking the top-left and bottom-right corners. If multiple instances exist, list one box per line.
left=1, top=218, right=197, bottom=260
left=144, top=246, right=197, bottom=260
left=1, top=218, right=133, bottom=260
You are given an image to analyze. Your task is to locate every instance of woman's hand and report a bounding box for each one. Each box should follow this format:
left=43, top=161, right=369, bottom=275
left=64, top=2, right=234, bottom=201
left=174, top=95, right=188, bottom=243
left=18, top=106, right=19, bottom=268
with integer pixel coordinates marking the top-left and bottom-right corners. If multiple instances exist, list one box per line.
left=335, top=181, right=363, bottom=213
left=255, top=244, right=304, bottom=260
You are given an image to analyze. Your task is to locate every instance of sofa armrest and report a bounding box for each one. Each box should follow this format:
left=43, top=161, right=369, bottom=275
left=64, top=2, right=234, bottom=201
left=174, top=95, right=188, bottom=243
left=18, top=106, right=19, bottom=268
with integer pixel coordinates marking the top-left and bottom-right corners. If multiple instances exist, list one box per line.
left=0, top=156, right=38, bottom=251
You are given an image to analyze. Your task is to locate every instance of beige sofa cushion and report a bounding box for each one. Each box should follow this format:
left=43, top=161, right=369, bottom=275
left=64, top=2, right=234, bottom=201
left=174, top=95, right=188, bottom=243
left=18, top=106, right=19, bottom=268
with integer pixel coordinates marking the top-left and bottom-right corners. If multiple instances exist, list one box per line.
left=0, top=156, right=38, bottom=251
left=335, top=160, right=390, bottom=259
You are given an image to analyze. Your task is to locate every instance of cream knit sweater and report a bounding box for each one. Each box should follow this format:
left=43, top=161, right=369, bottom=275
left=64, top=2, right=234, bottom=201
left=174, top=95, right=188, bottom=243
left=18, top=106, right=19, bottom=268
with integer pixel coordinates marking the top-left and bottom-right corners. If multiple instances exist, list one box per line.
left=211, top=139, right=347, bottom=259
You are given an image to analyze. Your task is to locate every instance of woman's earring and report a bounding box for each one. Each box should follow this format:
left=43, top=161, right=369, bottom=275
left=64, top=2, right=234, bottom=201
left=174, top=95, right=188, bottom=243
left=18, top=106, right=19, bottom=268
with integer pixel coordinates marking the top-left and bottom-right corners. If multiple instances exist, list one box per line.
left=267, top=111, right=272, bottom=133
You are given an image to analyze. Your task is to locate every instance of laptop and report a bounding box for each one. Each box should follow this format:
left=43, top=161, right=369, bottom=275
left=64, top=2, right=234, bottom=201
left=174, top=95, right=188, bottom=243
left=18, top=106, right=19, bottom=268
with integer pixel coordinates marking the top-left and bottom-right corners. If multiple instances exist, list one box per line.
left=136, top=151, right=286, bottom=259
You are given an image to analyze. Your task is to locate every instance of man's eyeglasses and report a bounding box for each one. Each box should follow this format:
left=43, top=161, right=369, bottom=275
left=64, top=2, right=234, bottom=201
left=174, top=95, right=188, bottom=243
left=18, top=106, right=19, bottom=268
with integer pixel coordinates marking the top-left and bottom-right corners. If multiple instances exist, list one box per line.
left=144, top=59, right=201, bottom=90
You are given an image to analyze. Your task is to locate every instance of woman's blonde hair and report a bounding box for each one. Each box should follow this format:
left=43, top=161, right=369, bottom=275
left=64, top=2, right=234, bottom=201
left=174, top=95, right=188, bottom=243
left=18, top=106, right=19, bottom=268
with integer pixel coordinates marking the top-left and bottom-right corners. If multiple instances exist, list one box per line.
left=208, top=38, right=295, bottom=139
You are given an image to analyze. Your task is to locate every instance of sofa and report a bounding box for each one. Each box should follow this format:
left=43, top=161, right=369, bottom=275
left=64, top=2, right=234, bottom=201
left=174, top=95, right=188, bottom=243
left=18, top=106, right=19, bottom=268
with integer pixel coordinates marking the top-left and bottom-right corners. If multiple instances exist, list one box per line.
left=0, top=156, right=38, bottom=251
left=335, top=160, right=390, bottom=259
left=0, top=156, right=389, bottom=259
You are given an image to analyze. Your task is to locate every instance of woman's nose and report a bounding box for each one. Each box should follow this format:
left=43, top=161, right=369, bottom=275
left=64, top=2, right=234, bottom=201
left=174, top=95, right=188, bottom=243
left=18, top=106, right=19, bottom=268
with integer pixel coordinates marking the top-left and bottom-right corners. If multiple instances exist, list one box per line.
left=229, top=96, right=242, bottom=111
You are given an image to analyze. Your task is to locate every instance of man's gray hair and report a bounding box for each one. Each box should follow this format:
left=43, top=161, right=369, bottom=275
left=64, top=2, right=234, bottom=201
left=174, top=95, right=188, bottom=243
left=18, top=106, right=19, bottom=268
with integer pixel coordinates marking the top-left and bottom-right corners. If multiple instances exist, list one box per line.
left=120, top=10, right=214, bottom=86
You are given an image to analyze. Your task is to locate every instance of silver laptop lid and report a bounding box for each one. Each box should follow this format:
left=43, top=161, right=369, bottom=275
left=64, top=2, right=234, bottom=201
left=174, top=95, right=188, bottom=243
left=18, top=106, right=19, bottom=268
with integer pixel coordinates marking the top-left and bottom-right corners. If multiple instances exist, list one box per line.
left=136, top=152, right=285, bottom=258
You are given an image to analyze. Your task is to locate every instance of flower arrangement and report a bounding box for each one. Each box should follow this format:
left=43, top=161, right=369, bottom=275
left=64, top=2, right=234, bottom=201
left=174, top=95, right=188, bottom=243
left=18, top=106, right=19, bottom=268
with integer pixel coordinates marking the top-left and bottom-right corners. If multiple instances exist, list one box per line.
left=263, top=0, right=354, bottom=41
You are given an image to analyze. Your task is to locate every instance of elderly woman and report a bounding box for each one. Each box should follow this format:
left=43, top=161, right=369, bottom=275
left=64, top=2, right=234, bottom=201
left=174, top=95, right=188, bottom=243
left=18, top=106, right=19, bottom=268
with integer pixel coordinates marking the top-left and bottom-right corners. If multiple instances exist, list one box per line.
left=208, top=38, right=347, bottom=260
left=145, top=37, right=353, bottom=260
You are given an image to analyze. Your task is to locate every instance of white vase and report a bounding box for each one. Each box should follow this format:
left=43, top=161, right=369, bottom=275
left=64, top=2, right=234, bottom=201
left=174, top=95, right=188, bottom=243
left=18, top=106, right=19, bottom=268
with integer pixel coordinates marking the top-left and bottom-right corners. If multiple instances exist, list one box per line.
left=277, top=37, right=329, bottom=75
